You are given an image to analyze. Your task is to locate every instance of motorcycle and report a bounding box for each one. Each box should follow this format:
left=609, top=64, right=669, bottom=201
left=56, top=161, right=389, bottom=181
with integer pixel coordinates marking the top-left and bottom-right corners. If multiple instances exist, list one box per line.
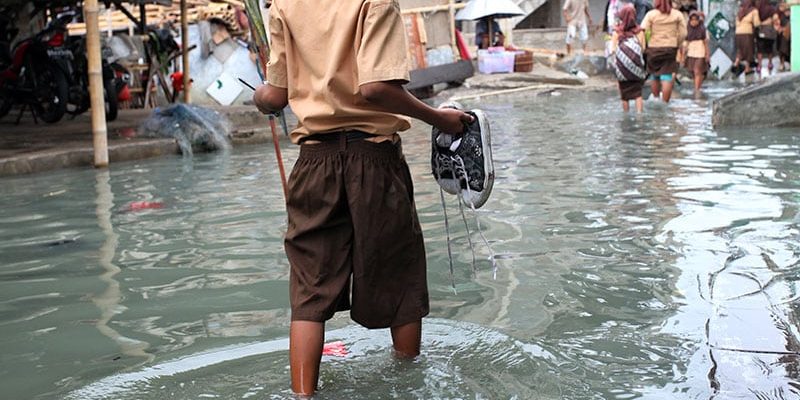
left=0, top=10, right=69, bottom=123
left=45, top=11, right=120, bottom=122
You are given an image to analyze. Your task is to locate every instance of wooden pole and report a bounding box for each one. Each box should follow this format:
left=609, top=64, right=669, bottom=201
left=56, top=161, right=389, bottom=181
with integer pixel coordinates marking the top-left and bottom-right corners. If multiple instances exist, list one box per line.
left=488, top=16, right=494, bottom=47
left=400, top=3, right=466, bottom=15
left=181, top=0, right=191, bottom=103
left=448, top=0, right=458, bottom=61
left=84, top=0, right=109, bottom=168
left=791, top=1, right=800, bottom=72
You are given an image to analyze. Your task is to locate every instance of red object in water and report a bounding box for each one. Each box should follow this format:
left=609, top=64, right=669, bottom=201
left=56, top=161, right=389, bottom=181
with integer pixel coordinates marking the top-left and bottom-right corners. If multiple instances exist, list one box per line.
left=322, top=341, right=348, bottom=357
left=128, top=201, right=164, bottom=211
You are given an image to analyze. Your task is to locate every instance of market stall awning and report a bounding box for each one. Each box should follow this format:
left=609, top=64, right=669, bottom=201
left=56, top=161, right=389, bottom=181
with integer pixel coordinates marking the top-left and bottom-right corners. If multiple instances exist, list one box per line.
left=455, top=0, right=525, bottom=21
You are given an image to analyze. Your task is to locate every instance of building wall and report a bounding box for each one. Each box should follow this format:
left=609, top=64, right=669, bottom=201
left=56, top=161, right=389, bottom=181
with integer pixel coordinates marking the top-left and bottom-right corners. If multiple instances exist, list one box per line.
left=515, top=0, right=607, bottom=29
left=399, top=0, right=453, bottom=48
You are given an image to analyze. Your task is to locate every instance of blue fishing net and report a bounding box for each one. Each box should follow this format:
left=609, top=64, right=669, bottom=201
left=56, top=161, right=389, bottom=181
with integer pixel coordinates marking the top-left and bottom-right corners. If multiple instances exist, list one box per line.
left=138, top=104, right=232, bottom=155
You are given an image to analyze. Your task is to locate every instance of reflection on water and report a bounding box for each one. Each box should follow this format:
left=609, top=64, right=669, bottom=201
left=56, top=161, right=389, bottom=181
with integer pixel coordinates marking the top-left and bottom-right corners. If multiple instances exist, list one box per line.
left=0, top=86, right=798, bottom=399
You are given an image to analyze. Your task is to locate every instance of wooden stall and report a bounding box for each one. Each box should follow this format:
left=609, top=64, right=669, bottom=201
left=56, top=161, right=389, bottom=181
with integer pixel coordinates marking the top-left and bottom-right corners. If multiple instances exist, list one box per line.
left=399, top=0, right=475, bottom=94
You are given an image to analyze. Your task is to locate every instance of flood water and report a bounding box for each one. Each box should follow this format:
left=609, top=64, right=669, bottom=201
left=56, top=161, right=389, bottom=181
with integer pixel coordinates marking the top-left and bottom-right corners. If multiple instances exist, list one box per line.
left=2, top=86, right=799, bottom=399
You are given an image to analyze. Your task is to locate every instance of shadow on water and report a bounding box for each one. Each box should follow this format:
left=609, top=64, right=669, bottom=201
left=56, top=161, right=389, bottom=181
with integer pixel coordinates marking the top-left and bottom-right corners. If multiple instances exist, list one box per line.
left=0, top=84, right=799, bottom=399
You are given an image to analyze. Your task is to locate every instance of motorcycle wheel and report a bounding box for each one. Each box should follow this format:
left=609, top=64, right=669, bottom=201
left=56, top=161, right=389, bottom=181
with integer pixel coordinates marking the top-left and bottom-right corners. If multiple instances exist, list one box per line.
left=104, top=77, right=118, bottom=121
left=31, top=64, right=68, bottom=123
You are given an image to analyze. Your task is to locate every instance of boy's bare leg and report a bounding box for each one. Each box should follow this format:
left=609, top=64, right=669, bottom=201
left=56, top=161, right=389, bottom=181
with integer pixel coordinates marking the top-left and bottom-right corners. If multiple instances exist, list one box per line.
left=635, top=97, right=644, bottom=113
left=290, top=321, right=325, bottom=396
left=391, top=320, right=422, bottom=358
left=621, top=100, right=630, bottom=112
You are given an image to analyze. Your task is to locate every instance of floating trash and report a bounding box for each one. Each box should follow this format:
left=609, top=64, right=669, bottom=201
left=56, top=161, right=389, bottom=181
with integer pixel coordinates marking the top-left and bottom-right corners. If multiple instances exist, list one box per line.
left=126, top=201, right=164, bottom=212
left=322, top=341, right=349, bottom=358
left=138, top=104, right=232, bottom=155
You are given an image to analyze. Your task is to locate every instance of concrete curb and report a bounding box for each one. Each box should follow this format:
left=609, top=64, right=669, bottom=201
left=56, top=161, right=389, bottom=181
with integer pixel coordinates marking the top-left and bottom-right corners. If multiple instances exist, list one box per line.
left=0, top=106, right=296, bottom=177
left=0, top=139, right=179, bottom=176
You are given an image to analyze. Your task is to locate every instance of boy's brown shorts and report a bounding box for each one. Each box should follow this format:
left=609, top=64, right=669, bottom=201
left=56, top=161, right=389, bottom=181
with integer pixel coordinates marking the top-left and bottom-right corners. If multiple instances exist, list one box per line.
left=284, top=134, right=429, bottom=329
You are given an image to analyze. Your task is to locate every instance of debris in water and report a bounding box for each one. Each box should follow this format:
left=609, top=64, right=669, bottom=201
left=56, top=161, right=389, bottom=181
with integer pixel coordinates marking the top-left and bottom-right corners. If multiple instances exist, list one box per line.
left=128, top=201, right=165, bottom=211
left=138, top=104, right=232, bottom=155
left=322, top=341, right=348, bottom=357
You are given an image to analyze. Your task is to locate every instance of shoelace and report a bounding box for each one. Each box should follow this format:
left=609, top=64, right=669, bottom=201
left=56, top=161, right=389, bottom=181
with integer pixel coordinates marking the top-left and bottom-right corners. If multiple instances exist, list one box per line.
left=438, top=153, right=497, bottom=294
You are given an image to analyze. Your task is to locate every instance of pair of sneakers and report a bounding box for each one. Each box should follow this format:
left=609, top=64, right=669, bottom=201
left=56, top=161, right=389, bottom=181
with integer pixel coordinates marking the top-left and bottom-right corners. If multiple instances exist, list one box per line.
left=431, top=102, right=494, bottom=209
left=430, top=102, right=496, bottom=289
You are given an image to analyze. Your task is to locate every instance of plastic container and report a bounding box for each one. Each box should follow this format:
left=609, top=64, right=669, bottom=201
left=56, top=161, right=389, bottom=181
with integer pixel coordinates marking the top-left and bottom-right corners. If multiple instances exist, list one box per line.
left=477, top=49, right=515, bottom=74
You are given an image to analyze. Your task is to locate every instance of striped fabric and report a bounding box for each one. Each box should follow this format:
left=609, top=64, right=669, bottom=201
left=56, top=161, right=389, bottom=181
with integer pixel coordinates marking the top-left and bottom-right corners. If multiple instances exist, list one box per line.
left=613, top=36, right=647, bottom=81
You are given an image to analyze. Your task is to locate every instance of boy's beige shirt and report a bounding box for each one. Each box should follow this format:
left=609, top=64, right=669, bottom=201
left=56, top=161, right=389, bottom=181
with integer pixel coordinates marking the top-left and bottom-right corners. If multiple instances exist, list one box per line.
left=267, top=0, right=412, bottom=144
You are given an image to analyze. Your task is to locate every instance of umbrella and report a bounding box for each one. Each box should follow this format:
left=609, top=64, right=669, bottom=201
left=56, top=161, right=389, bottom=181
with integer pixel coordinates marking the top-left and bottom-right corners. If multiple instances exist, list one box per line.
left=455, top=0, right=525, bottom=48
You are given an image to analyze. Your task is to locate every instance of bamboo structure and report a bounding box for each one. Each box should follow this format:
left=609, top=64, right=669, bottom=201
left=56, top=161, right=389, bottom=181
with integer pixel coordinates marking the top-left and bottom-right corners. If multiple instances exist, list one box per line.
left=791, top=0, right=799, bottom=72
left=399, top=3, right=466, bottom=15
left=448, top=0, right=458, bottom=62
left=243, top=0, right=289, bottom=201
left=181, top=0, right=191, bottom=103
left=84, top=0, right=109, bottom=167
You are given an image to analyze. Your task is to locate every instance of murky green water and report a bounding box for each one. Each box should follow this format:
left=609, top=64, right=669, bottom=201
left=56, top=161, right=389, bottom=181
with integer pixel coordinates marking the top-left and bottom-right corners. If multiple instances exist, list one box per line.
left=2, top=87, right=799, bottom=399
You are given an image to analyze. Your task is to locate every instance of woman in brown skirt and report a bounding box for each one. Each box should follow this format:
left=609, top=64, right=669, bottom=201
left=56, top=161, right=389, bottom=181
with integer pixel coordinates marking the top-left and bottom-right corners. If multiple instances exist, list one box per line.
left=735, top=0, right=760, bottom=75
left=755, top=0, right=777, bottom=74
left=641, top=0, right=686, bottom=103
left=682, top=11, right=709, bottom=93
left=776, top=2, right=791, bottom=71
left=611, top=5, right=647, bottom=112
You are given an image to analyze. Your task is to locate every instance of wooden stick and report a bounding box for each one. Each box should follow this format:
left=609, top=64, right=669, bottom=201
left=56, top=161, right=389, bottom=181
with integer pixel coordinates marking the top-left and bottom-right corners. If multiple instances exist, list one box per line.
left=84, top=0, right=109, bottom=168
left=243, top=0, right=288, bottom=201
left=448, top=0, right=458, bottom=62
left=401, top=3, right=466, bottom=14
left=448, top=84, right=578, bottom=101
left=181, top=0, right=190, bottom=103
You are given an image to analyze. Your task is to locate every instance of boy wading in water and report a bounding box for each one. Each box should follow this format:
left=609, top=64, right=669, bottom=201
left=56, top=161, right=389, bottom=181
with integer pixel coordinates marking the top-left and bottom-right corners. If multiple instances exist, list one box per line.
left=252, top=0, right=472, bottom=396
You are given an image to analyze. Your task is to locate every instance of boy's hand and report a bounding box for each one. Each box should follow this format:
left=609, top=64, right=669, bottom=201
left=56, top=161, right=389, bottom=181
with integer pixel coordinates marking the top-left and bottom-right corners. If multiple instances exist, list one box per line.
left=435, top=108, right=474, bottom=135
left=253, top=84, right=288, bottom=115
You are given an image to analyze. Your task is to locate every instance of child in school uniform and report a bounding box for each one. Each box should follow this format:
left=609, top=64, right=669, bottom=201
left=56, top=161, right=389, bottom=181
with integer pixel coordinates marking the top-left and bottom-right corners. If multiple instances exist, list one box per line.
left=252, top=0, right=473, bottom=396
left=682, top=11, right=710, bottom=93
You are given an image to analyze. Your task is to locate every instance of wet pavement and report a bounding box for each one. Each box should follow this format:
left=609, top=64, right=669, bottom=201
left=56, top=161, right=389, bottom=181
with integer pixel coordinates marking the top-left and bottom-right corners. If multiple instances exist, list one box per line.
left=0, top=105, right=290, bottom=176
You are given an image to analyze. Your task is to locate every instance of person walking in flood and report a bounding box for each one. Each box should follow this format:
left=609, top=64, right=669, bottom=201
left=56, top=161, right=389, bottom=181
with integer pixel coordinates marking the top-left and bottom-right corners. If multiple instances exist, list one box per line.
left=252, top=0, right=473, bottom=396
left=611, top=5, right=648, bottom=112
left=681, top=10, right=709, bottom=94
left=755, top=0, right=778, bottom=75
left=564, top=0, right=593, bottom=55
left=734, top=0, right=760, bottom=76
left=641, top=0, right=687, bottom=103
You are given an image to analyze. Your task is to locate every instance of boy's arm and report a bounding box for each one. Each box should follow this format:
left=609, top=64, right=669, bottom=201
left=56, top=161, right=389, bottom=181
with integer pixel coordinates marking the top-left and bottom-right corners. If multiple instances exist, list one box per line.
left=357, top=1, right=471, bottom=135
left=254, top=4, right=289, bottom=114
left=360, top=81, right=472, bottom=135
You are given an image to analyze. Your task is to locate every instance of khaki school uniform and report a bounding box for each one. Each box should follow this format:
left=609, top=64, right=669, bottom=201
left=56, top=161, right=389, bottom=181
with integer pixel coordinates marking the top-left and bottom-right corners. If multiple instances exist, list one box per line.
left=267, top=0, right=430, bottom=329
left=684, top=39, right=708, bottom=77
left=735, top=9, right=760, bottom=62
left=642, top=9, right=687, bottom=76
left=267, top=0, right=411, bottom=144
